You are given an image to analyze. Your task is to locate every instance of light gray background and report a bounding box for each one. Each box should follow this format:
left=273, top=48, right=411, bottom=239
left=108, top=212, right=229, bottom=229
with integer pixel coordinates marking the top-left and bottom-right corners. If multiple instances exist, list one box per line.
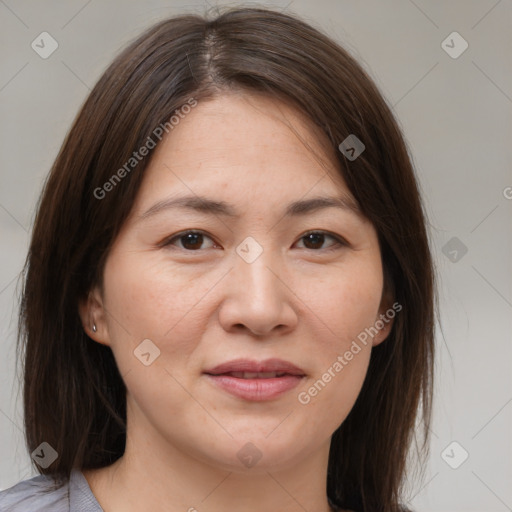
left=1, top=1, right=511, bottom=511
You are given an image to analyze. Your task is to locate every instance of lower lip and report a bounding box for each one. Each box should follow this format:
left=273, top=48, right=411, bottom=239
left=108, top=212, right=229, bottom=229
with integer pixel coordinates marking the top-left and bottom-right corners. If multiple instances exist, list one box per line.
left=205, top=374, right=304, bottom=401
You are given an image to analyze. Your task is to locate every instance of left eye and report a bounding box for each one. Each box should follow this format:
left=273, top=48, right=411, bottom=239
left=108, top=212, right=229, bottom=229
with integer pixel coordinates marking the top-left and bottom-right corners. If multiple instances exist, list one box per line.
left=295, top=231, right=345, bottom=251
left=162, top=230, right=345, bottom=252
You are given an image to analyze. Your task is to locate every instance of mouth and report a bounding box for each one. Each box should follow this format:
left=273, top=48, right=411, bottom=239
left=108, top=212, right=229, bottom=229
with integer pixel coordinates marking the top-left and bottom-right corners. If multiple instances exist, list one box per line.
left=217, top=371, right=295, bottom=379
left=203, top=358, right=306, bottom=401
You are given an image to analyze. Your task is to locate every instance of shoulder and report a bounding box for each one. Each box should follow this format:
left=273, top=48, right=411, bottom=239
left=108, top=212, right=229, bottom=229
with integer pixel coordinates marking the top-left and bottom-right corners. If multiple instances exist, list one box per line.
left=0, top=472, right=69, bottom=512
left=0, top=469, right=102, bottom=512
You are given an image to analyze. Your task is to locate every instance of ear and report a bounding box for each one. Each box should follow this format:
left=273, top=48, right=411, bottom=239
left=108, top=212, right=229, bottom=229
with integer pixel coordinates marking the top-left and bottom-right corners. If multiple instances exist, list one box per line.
left=78, top=285, right=111, bottom=347
left=371, top=290, right=398, bottom=347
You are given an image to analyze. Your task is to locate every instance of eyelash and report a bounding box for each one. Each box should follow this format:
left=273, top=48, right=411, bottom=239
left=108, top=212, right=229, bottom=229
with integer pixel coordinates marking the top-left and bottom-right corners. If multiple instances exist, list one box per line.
left=161, top=229, right=347, bottom=253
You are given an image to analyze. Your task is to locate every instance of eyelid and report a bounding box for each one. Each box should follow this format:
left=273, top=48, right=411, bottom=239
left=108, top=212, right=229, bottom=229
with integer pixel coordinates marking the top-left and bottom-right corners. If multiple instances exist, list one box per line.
left=298, top=230, right=348, bottom=250
left=159, top=229, right=217, bottom=250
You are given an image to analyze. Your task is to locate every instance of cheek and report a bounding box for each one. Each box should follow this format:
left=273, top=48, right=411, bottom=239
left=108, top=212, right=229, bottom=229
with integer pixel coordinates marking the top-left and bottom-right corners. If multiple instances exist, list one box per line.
left=295, top=260, right=382, bottom=426
left=310, top=259, right=383, bottom=353
left=103, top=251, right=218, bottom=350
left=100, top=254, right=211, bottom=418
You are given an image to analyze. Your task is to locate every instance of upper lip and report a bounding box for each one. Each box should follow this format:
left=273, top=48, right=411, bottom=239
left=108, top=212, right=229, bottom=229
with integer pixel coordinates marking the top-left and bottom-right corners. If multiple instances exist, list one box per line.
left=204, top=358, right=306, bottom=376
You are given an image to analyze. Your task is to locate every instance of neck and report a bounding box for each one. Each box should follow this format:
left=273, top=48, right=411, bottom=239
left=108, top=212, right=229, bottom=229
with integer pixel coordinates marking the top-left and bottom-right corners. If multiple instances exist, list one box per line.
left=84, top=406, right=337, bottom=512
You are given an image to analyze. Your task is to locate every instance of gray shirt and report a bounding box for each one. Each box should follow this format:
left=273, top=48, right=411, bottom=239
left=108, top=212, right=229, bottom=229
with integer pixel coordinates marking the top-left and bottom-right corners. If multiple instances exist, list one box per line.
left=0, top=469, right=103, bottom=511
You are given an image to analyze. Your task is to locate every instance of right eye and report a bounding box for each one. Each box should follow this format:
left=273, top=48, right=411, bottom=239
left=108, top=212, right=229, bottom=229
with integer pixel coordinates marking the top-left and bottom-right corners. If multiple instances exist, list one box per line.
left=161, top=230, right=218, bottom=251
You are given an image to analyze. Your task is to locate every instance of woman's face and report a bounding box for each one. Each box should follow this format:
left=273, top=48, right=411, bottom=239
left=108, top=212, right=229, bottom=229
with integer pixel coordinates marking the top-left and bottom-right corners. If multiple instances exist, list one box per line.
left=83, top=92, right=393, bottom=473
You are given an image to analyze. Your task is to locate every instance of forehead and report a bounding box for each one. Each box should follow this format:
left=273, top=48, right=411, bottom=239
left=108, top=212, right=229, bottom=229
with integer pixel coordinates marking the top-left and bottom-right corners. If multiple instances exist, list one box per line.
left=132, top=92, right=354, bottom=216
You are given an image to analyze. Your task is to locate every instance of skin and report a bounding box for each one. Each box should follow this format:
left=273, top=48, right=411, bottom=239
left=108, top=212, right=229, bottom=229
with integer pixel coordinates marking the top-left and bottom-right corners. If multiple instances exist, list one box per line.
left=79, top=92, right=394, bottom=512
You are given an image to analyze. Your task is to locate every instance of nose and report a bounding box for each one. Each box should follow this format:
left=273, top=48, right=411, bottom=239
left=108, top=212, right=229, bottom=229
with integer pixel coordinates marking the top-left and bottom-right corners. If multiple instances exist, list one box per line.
left=217, top=244, right=298, bottom=337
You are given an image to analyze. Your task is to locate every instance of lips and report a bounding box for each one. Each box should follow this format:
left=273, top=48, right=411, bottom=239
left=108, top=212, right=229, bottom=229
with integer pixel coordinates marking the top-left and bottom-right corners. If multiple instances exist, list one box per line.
left=223, top=371, right=289, bottom=379
left=204, top=358, right=306, bottom=377
left=203, top=358, right=306, bottom=401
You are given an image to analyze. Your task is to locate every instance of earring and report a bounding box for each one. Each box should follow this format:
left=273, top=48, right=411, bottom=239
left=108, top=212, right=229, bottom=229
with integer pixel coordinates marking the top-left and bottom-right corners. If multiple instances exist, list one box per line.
left=92, top=324, right=97, bottom=333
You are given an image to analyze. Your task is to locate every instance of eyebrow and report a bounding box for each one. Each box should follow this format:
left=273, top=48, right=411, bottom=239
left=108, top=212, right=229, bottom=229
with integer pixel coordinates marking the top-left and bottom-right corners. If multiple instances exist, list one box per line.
left=138, top=194, right=362, bottom=221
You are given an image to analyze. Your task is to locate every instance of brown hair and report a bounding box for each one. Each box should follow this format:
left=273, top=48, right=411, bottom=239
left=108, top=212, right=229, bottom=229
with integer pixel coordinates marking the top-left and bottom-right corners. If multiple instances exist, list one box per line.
left=17, top=6, right=435, bottom=512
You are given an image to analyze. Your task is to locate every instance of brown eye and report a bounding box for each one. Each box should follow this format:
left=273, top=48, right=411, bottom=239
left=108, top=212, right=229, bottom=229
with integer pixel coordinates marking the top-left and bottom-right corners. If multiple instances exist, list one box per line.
left=164, top=231, right=216, bottom=251
left=296, top=231, right=345, bottom=251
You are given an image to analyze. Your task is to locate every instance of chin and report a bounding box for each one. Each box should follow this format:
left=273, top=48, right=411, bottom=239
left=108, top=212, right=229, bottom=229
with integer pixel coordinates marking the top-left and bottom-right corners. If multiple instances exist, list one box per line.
left=195, top=430, right=318, bottom=474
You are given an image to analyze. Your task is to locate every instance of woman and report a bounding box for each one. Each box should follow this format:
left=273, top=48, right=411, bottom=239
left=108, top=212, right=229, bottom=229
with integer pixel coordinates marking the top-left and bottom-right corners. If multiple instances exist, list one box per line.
left=0, top=6, right=435, bottom=512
